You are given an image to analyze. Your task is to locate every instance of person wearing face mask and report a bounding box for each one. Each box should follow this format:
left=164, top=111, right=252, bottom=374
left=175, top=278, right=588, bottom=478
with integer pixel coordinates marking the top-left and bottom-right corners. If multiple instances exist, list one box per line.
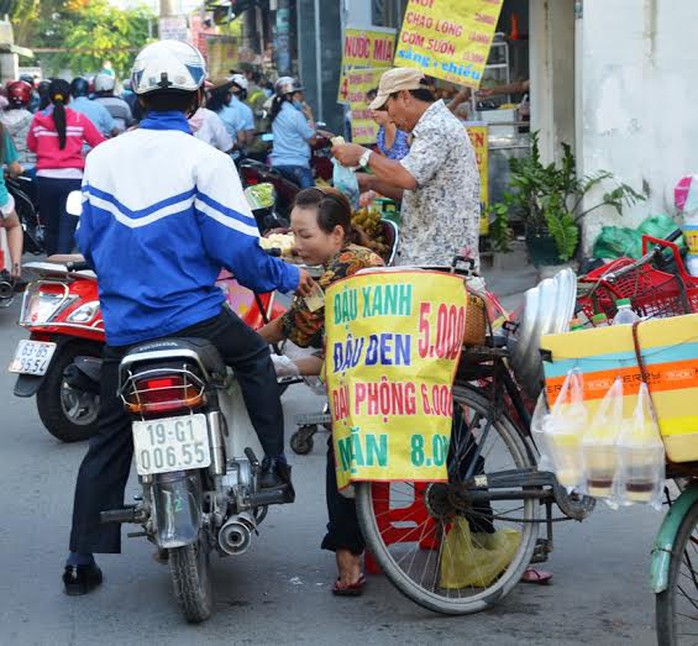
left=269, top=76, right=317, bottom=189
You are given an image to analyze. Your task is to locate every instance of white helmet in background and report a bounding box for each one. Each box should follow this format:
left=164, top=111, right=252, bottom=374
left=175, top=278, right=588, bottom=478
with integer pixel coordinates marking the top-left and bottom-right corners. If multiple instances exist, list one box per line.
left=275, top=76, right=302, bottom=96
left=94, top=72, right=116, bottom=93
left=130, top=40, right=207, bottom=96
left=230, top=73, right=249, bottom=92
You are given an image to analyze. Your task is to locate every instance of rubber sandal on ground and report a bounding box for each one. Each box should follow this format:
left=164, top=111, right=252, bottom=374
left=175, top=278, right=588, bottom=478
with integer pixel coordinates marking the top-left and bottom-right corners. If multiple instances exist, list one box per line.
left=332, top=574, right=366, bottom=596
left=521, top=567, right=552, bottom=585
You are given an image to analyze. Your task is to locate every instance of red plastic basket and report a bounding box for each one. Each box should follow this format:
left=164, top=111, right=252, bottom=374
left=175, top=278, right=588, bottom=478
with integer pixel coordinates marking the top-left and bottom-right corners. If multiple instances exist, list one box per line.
left=578, top=235, right=698, bottom=321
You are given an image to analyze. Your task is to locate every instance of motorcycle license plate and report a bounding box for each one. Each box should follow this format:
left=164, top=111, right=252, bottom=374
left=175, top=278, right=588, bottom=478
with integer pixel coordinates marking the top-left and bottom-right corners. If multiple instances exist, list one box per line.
left=132, top=414, right=211, bottom=476
left=8, top=340, right=57, bottom=376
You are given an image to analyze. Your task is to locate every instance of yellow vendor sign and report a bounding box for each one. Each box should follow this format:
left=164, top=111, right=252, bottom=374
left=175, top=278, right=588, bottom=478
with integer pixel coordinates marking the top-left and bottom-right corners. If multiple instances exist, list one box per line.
left=325, top=270, right=468, bottom=490
left=394, top=0, right=505, bottom=88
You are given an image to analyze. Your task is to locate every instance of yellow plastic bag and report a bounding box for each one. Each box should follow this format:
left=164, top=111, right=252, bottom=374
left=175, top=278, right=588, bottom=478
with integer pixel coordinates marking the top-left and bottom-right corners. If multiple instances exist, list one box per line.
left=438, top=518, right=520, bottom=589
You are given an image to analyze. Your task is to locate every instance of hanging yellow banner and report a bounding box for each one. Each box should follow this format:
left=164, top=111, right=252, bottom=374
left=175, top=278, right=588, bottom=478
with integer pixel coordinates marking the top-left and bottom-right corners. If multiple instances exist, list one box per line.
left=465, top=123, right=489, bottom=235
left=343, top=27, right=397, bottom=68
left=394, top=0, right=505, bottom=88
left=325, top=270, right=468, bottom=489
left=346, top=68, right=389, bottom=144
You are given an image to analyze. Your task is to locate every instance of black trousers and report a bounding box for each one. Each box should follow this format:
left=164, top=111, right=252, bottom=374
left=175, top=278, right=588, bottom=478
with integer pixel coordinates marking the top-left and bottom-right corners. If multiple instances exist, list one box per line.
left=321, top=437, right=365, bottom=556
left=36, top=176, right=82, bottom=255
left=69, top=308, right=284, bottom=554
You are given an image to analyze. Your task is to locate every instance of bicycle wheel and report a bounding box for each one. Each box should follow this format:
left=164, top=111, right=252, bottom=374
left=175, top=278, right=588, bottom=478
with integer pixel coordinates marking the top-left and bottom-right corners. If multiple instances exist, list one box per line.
left=656, top=496, right=698, bottom=645
left=356, top=384, right=539, bottom=615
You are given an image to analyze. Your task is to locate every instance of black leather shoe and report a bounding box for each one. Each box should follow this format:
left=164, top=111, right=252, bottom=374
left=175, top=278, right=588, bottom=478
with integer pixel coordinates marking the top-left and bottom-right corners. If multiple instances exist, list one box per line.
left=258, top=457, right=295, bottom=502
left=63, top=563, right=103, bottom=596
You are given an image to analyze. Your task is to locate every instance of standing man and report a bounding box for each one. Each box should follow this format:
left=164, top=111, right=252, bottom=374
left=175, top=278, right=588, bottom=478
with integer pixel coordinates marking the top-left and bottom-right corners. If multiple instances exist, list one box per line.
left=332, top=68, right=480, bottom=269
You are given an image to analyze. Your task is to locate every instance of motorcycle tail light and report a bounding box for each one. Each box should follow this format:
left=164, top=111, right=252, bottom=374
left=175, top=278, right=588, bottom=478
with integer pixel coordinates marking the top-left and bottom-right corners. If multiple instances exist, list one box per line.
left=124, top=373, right=205, bottom=415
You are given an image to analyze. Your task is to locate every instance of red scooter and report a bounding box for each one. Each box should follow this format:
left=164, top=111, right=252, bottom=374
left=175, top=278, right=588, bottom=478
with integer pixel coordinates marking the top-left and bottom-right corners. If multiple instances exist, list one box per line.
left=10, top=258, right=285, bottom=442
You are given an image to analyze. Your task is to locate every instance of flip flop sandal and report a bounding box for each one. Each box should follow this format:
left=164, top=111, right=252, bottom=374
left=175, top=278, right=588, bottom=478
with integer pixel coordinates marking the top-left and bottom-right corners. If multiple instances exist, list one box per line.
left=521, top=567, right=552, bottom=585
left=332, top=574, right=366, bottom=596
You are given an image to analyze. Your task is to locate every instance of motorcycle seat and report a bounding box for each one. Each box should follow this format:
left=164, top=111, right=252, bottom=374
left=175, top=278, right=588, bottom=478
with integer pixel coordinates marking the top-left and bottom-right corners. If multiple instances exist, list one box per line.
left=126, top=337, right=228, bottom=383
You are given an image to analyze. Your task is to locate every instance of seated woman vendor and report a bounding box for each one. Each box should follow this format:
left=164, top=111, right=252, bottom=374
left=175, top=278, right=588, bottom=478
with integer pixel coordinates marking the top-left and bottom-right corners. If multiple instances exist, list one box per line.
left=258, top=186, right=383, bottom=595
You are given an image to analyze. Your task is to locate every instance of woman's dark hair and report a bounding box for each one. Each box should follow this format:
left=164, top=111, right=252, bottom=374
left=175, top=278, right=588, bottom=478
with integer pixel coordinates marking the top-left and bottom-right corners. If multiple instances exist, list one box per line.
left=294, top=187, right=361, bottom=244
left=48, top=78, right=70, bottom=150
left=140, top=89, right=197, bottom=114
left=270, top=94, right=290, bottom=123
left=206, top=86, right=230, bottom=113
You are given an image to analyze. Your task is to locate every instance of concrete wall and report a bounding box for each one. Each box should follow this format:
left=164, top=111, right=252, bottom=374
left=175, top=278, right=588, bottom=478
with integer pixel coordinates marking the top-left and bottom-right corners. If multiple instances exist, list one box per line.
left=579, top=0, right=698, bottom=248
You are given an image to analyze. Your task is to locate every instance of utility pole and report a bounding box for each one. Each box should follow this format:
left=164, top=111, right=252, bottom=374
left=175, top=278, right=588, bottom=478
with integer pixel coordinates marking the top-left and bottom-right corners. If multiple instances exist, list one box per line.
left=275, top=0, right=291, bottom=76
left=159, top=0, right=175, bottom=17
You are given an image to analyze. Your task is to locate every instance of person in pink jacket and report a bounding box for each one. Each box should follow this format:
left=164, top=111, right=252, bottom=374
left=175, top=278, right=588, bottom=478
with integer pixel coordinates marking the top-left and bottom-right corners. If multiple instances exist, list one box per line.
left=28, top=79, right=105, bottom=255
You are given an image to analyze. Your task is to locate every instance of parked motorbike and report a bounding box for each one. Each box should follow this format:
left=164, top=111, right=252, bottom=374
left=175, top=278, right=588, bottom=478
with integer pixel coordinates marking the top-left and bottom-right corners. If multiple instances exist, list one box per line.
left=10, top=185, right=287, bottom=443
left=10, top=258, right=103, bottom=441
left=102, top=338, right=292, bottom=622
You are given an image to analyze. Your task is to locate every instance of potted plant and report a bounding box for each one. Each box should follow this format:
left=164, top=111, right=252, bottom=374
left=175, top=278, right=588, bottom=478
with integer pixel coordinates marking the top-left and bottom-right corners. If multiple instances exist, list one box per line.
left=490, top=132, right=646, bottom=267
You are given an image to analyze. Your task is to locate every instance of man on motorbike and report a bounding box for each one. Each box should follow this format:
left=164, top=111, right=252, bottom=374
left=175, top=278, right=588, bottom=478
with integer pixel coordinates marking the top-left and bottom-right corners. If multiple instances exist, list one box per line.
left=1, top=80, right=37, bottom=173
left=93, top=72, right=134, bottom=134
left=63, top=39, right=314, bottom=596
left=69, top=77, right=117, bottom=139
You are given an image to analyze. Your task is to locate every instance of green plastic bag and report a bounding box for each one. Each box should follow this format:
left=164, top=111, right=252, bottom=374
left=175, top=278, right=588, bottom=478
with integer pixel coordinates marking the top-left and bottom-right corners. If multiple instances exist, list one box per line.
left=592, top=214, right=681, bottom=259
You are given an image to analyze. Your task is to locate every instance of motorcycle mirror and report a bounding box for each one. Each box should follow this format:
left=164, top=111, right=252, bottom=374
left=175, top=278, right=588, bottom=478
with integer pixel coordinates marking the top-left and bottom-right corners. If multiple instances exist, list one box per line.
left=66, top=191, right=83, bottom=217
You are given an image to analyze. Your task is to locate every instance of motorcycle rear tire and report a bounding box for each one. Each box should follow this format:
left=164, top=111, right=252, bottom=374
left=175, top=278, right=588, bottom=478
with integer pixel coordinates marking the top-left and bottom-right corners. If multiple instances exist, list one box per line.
left=169, top=532, right=213, bottom=624
left=36, top=341, right=102, bottom=442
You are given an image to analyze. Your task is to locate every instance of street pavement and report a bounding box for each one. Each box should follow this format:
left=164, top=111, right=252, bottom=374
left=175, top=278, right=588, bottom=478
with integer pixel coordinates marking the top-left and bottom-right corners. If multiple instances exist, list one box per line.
left=0, top=270, right=666, bottom=646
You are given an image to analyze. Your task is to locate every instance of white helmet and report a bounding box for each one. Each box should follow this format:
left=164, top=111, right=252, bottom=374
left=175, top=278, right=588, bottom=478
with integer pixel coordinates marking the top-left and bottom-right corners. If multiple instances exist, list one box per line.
left=94, top=72, right=116, bottom=93
left=230, top=73, right=248, bottom=92
left=130, top=40, right=207, bottom=96
left=275, top=76, right=302, bottom=96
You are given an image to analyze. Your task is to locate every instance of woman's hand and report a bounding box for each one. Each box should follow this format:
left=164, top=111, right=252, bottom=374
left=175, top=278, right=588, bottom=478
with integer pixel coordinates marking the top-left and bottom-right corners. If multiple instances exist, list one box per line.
left=295, top=268, right=316, bottom=297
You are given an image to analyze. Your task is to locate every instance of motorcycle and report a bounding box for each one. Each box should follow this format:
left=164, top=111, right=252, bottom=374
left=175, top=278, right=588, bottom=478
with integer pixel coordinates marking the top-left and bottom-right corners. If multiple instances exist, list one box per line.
left=102, top=337, right=293, bottom=622
left=10, top=184, right=287, bottom=443
left=237, top=126, right=335, bottom=218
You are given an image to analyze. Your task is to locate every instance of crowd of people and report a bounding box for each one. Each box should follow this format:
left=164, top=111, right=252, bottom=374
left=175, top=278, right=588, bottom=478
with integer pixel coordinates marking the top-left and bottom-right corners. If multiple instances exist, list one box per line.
left=0, top=63, right=283, bottom=263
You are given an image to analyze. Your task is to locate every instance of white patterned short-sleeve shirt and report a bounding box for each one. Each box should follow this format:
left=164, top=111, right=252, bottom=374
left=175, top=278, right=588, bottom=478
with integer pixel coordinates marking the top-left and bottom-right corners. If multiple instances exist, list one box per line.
left=397, top=100, right=480, bottom=269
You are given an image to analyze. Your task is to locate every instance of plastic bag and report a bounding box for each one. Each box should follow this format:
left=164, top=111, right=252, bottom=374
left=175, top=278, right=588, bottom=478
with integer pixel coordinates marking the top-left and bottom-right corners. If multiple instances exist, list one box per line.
left=582, top=377, right=623, bottom=503
left=543, top=369, right=588, bottom=490
left=530, top=392, right=554, bottom=472
left=592, top=214, right=681, bottom=260
left=332, top=159, right=360, bottom=209
left=438, top=519, right=520, bottom=589
left=617, top=383, right=665, bottom=509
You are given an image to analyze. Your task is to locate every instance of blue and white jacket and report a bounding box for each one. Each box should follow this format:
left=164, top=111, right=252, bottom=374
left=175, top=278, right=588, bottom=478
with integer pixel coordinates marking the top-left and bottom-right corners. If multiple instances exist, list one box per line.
left=76, top=111, right=299, bottom=346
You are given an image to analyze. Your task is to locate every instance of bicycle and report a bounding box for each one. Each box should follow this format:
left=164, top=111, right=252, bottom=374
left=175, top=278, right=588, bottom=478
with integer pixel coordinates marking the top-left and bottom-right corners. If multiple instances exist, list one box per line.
left=349, top=265, right=595, bottom=615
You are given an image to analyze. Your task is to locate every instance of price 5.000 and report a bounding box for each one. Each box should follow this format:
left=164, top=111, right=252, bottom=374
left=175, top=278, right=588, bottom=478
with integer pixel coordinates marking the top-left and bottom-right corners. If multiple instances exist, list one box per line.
left=418, top=302, right=466, bottom=360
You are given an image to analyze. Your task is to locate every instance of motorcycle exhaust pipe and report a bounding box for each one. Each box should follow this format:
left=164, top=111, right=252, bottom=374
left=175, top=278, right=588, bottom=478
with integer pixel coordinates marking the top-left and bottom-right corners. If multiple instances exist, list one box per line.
left=218, top=511, right=256, bottom=556
left=0, top=279, right=13, bottom=301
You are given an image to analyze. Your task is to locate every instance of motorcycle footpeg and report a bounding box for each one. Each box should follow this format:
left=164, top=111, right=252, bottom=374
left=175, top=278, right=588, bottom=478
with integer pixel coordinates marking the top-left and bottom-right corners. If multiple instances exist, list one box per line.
left=100, top=505, right=142, bottom=524
left=244, top=447, right=260, bottom=471
left=248, top=485, right=294, bottom=507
